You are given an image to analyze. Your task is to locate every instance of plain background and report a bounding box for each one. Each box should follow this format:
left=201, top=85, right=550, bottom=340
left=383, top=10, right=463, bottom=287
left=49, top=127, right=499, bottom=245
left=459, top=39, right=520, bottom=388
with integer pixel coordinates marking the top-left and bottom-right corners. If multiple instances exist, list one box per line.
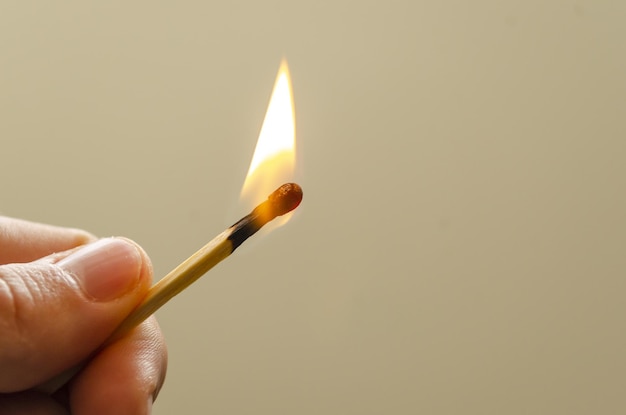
left=1, top=1, right=625, bottom=414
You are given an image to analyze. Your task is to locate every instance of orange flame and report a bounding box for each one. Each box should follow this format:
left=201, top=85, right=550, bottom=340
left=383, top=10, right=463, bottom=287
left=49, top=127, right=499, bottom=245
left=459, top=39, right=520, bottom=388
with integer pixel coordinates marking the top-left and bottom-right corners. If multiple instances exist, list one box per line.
left=240, top=59, right=296, bottom=228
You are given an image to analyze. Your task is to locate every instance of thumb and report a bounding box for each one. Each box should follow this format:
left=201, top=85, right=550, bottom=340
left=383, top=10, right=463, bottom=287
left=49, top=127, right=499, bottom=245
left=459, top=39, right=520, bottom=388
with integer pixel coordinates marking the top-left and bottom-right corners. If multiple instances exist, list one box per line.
left=0, top=237, right=152, bottom=392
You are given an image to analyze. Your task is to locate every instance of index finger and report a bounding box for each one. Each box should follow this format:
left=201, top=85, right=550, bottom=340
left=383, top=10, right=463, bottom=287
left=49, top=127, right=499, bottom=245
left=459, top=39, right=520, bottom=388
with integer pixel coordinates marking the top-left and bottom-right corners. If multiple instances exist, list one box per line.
left=0, top=216, right=96, bottom=264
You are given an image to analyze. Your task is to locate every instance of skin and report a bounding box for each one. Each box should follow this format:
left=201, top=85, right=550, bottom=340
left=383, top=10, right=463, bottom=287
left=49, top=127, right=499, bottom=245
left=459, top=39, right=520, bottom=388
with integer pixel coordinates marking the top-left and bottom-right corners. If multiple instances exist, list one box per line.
left=0, top=216, right=167, bottom=414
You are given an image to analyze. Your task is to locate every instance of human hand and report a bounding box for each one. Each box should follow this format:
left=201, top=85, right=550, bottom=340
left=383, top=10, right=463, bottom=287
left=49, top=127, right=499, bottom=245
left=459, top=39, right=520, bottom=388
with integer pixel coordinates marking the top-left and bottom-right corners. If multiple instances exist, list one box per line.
left=0, top=216, right=167, bottom=414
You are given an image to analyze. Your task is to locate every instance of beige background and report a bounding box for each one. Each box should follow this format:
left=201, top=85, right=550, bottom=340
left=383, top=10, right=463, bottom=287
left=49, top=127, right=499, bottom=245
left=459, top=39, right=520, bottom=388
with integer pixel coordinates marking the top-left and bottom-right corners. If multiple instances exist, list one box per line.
left=2, top=1, right=625, bottom=414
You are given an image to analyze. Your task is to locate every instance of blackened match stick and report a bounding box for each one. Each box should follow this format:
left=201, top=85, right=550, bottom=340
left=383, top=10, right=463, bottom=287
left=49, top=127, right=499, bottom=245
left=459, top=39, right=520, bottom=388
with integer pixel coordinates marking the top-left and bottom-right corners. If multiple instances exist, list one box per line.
left=106, top=182, right=303, bottom=344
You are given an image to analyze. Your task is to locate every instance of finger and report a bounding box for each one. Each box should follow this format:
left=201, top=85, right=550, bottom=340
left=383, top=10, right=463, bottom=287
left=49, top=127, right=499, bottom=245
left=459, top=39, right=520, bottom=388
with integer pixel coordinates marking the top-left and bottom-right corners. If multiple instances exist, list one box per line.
left=69, top=317, right=167, bottom=415
left=0, top=238, right=152, bottom=392
left=0, top=216, right=95, bottom=264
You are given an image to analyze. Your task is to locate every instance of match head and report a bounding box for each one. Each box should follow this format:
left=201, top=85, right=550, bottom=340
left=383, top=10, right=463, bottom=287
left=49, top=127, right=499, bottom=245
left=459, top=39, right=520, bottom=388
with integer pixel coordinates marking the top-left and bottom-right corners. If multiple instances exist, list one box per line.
left=267, top=183, right=303, bottom=217
left=229, top=183, right=303, bottom=250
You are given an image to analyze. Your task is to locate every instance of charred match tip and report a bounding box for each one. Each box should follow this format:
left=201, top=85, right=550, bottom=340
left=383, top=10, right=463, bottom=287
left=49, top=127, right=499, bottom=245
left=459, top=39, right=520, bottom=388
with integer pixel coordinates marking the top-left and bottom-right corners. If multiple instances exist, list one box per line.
left=228, top=183, right=303, bottom=250
left=268, top=183, right=303, bottom=217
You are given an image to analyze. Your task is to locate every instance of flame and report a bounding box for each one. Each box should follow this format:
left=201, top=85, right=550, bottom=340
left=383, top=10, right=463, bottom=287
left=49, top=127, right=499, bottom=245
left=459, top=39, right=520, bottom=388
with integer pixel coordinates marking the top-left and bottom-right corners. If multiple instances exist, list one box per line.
left=240, top=59, right=296, bottom=227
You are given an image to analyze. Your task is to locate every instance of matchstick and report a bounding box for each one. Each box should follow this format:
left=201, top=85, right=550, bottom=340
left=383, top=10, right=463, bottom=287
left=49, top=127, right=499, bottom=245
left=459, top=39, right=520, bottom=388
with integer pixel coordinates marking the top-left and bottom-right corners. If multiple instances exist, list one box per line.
left=107, top=182, right=303, bottom=344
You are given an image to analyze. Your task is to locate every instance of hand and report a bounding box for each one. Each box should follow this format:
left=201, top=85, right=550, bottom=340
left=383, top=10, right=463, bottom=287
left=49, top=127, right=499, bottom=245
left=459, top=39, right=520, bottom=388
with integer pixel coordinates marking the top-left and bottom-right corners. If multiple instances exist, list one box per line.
left=0, top=216, right=167, bottom=414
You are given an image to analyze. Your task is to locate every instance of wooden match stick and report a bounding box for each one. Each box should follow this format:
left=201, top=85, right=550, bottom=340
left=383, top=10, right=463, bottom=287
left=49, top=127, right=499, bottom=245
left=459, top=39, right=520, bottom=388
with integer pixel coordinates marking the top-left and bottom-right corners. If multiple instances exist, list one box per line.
left=107, top=182, right=303, bottom=344
left=39, top=183, right=302, bottom=394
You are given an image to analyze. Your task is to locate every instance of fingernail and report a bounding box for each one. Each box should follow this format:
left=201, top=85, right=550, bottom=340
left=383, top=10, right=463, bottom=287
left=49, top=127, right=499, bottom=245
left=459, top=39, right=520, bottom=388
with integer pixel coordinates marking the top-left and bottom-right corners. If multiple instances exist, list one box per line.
left=57, top=238, right=143, bottom=301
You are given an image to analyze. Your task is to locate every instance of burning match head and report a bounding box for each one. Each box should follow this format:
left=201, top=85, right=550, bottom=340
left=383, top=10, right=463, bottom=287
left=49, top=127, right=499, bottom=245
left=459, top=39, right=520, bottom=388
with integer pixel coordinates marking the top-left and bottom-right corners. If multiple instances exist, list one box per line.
left=249, top=183, right=303, bottom=222
left=229, top=183, right=303, bottom=250
left=268, top=183, right=303, bottom=217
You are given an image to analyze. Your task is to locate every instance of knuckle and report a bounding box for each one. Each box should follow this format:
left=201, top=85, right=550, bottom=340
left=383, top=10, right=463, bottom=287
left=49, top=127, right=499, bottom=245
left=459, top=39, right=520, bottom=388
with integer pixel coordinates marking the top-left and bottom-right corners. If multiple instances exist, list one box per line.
left=0, top=263, right=73, bottom=391
left=0, top=265, right=40, bottom=361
